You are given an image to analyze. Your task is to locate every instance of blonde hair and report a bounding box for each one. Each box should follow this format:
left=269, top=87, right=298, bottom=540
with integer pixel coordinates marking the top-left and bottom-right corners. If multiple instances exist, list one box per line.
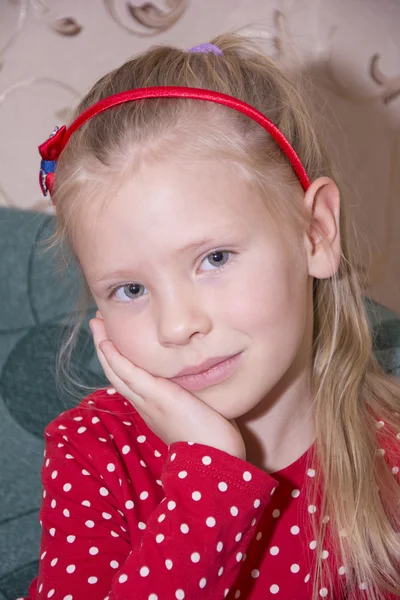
left=49, top=32, right=400, bottom=598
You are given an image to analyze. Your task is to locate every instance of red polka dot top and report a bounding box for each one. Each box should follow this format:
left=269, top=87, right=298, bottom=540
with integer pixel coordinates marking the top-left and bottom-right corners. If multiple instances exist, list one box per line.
left=22, top=388, right=399, bottom=600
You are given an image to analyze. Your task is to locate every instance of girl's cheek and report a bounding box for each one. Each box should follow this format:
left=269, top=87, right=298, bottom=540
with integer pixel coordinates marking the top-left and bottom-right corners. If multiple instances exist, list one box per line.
left=104, top=315, right=151, bottom=364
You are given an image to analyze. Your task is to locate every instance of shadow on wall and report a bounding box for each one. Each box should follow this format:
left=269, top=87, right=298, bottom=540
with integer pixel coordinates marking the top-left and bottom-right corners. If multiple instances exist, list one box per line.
left=297, top=55, right=400, bottom=313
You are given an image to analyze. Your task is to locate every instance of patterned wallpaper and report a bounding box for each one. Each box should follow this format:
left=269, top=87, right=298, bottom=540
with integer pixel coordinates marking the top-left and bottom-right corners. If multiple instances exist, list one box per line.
left=0, top=0, right=399, bottom=312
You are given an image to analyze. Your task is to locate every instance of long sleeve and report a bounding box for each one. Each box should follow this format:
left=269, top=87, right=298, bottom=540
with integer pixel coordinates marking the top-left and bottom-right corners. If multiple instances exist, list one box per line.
left=110, top=442, right=277, bottom=599
left=25, top=390, right=277, bottom=600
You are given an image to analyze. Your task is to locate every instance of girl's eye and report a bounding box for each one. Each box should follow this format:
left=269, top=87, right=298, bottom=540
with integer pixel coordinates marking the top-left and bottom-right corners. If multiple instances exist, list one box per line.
left=200, top=250, right=231, bottom=271
left=113, top=283, right=147, bottom=302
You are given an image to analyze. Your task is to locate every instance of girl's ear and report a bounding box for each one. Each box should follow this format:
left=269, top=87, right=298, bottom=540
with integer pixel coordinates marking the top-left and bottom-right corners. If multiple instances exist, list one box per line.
left=303, top=176, right=341, bottom=279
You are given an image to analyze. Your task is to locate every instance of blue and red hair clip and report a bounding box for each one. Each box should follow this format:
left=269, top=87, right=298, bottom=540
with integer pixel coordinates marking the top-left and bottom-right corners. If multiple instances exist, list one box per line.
left=39, top=125, right=67, bottom=198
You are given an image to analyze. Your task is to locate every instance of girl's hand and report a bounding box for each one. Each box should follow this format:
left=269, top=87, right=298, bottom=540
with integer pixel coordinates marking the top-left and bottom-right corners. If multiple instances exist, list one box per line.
left=89, top=316, right=246, bottom=461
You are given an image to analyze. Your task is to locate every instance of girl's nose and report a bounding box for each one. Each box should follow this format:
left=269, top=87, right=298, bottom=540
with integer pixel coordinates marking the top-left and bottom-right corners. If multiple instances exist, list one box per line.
left=156, top=289, right=212, bottom=346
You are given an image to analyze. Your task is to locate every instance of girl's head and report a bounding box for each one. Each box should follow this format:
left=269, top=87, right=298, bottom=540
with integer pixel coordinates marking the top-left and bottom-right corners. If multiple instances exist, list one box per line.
left=72, top=149, right=339, bottom=421
left=47, top=34, right=342, bottom=420
left=45, top=33, right=400, bottom=599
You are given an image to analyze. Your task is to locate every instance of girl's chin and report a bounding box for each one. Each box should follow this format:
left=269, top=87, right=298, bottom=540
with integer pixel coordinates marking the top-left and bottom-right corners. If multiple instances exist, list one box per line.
left=193, top=391, right=258, bottom=421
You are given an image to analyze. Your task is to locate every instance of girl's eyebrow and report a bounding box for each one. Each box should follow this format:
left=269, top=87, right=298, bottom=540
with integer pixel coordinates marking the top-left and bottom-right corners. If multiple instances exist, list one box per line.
left=177, top=230, right=237, bottom=255
left=177, top=238, right=217, bottom=254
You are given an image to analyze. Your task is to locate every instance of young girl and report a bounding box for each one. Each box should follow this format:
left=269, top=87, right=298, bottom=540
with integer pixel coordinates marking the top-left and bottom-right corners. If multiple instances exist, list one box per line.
left=26, top=33, right=400, bottom=600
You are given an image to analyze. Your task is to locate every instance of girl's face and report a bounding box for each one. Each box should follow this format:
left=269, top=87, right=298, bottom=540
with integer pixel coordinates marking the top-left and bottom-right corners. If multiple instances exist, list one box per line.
left=76, top=158, right=313, bottom=420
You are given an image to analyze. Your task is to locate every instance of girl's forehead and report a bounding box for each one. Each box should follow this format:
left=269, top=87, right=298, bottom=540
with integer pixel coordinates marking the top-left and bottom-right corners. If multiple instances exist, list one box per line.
left=89, top=158, right=268, bottom=233
left=73, top=159, right=278, bottom=271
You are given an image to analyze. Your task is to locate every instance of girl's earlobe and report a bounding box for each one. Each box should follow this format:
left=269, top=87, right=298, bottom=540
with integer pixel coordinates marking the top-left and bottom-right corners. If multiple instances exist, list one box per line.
left=303, top=177, right=341, bottom=280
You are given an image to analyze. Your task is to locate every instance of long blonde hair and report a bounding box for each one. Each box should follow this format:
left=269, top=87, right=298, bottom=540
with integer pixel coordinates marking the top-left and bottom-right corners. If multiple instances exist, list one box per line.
left=49, top=32, right=400, bottom=599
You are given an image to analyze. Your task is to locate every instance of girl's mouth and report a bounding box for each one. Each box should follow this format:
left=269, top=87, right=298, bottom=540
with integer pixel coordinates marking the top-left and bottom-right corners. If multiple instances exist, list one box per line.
left=170, top=353, right=243, bottom=391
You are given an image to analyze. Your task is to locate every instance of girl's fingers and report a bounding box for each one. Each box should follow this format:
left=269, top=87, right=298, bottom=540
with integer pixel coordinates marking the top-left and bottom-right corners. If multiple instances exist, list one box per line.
left=90, top=317, right=108, bottom=348
left=90, top=317, right=178, bottom=405
left=99, top=342, right=144, bottom=404
left=98, top=338, right=159, bottom=400
left=90, top=318, right=124, bottom=378
left=90, top=318, right=143, bottom=405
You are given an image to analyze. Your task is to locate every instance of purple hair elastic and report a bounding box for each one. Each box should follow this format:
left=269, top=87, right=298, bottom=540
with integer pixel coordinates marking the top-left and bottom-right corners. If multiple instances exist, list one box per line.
left=188, top=43, right=223, bottom=56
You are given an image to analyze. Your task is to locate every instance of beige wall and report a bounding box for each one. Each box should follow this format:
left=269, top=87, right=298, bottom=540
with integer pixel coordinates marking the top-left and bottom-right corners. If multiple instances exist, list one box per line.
left=1, top=0, right=399, bottom=312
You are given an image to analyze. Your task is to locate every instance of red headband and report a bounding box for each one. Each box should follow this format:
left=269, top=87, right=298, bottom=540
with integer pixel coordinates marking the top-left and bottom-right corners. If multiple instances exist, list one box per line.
left=38, top=86, right=310, bottom=203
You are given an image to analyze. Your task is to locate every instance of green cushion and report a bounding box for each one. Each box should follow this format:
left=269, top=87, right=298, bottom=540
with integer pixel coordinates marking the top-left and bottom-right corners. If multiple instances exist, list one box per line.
left=0, top=208, right=106, bottom=599
left=0, top=207, right=398, bottom=599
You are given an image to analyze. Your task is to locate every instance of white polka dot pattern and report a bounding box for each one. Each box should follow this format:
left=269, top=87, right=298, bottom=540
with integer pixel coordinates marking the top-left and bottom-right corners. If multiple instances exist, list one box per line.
left=32, top=389, right=279, bottom=599
left=29, top=389, right=394, bottom=600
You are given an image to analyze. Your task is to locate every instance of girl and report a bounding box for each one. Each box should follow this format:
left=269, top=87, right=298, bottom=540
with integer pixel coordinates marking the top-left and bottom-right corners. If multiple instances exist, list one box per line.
left=27, top=33, right=400, bottom=600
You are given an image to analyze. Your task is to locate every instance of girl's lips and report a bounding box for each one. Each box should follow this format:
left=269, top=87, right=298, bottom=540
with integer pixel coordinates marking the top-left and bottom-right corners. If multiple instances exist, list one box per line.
left=173, top=353, right=238, bottom=377
left=170, top=353, right=242, bottom=391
